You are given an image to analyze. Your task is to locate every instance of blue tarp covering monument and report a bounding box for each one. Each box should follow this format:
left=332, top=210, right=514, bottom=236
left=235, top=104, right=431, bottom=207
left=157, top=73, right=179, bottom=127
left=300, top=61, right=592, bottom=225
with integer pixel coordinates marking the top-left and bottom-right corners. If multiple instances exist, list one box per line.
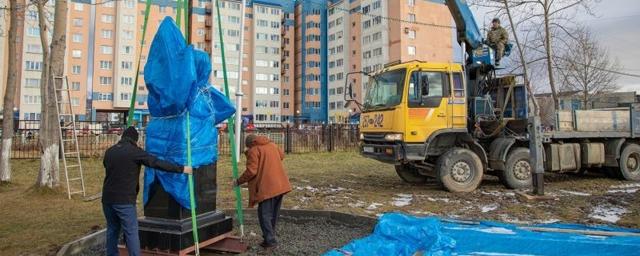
left=325, top=213, right=640, bottom=256
left=142, top=17, right=235, bottom=209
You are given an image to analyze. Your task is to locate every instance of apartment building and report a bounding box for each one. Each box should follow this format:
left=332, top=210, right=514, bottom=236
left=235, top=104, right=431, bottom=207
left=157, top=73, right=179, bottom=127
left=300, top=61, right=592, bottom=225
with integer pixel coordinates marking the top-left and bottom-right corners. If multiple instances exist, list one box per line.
left=18, top=3, right=54, bottom=122
left=280, top=11, right=295, bottom=122
left=325, top=0, right=453, bottom=123
left=294, top=0, right=328, bottom=123
left=327, top=0, right=355, bottom=123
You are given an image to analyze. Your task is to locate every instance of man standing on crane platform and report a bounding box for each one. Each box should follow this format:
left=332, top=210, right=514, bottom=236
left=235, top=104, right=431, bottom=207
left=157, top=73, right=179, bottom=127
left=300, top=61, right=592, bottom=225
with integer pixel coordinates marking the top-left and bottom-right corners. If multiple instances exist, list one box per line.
left=487, top=18, right=509, bottom=65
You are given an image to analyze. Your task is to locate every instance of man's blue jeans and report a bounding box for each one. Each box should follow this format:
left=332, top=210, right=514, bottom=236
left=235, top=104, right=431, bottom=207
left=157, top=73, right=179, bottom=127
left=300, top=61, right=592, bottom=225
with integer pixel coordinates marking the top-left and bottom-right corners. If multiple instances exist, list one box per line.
left=102, top=204, right=140, bottom=256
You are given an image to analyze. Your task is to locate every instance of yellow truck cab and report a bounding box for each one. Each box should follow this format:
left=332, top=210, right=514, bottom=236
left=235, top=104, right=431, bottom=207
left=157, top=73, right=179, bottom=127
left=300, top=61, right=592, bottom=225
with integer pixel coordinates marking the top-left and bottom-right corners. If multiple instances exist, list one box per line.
left=359, top=61, right=467, bottom=163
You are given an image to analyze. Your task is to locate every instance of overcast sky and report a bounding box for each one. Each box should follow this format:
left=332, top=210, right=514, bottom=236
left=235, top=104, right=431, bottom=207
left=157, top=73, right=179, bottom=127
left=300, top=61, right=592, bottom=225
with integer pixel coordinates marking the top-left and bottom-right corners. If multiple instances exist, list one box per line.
left=470, top=0, right=640, bottom=92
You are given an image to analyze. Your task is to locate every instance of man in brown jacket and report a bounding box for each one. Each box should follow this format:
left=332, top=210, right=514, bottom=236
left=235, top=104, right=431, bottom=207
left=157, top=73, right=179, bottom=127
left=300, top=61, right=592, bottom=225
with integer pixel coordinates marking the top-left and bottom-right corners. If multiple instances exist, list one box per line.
left=486, top=18, right=509, bottom=65
left=233, top=134, right=292, bottom=249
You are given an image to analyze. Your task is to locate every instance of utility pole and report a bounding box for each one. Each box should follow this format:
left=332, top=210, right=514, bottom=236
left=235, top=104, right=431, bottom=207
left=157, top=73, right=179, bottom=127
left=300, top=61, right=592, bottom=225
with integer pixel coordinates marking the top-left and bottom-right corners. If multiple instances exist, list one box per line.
left=187, top=0, right=193, bottom=44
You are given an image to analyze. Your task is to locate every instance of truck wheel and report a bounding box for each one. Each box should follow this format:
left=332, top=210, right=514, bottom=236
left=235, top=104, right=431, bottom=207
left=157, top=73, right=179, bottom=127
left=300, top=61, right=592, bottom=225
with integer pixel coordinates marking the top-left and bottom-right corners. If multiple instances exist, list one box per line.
left=619, top=143, right=640, bottom=181
left=436, top=148, right=483, bottom=192
left=500, top=148, right=533, bottom=189
left=395, top=164, right=427, bottom=184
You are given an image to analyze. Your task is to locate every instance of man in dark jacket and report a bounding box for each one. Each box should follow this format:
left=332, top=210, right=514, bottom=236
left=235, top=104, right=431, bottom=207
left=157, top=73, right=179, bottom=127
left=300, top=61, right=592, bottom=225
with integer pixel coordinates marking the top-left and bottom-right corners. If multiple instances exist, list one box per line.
left=102, top=126, right=192, bottom=256
left=233, top=134, right=291, bottom=249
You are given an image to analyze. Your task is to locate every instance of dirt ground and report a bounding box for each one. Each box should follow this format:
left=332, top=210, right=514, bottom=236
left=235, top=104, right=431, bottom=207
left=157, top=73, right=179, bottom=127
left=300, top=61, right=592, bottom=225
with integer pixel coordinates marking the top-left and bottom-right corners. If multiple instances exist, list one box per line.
left=1, top=152, right=639, bottom=255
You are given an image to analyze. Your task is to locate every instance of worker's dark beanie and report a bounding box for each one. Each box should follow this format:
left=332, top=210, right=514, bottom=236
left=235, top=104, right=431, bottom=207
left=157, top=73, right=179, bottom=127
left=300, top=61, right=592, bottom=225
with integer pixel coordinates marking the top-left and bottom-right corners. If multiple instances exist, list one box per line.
left=122, top=126, right=139, bottom=142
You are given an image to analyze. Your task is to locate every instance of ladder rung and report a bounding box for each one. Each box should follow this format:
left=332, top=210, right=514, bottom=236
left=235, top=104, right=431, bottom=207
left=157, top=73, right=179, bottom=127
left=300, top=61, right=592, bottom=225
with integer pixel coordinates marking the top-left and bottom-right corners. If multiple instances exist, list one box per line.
left=68, top=177, right=82, bottom=181
left=58, top=113, right=73, bottom=116
left=70, top=190, right=84, bottom=195
left=64, top=152, right=78, bottom=155
left=66, top=164, right=80, bottom=168
left=62, top=139, right=76, bottom=142
left=56, top=88, right=72, bottom=91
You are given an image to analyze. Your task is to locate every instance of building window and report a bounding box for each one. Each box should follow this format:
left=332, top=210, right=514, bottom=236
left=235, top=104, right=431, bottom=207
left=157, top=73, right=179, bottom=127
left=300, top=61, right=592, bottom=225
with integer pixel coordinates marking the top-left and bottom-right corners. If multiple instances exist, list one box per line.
left=120, top=93, right=131, bottom=101
left=373, top=32, right=382, bottom=41
left=71, top=97, right=80, bottom=106
left=99, top=76, right=113, bottom=85
left=120, top=77, right=133, bottom=86
left=227, top=29, right=240, bottom=37
left=373, top=0, right=381, bottom=9
left=72, top=33, right=83, bottom=43
left=72, top=65, right=81, bottom=74
left=73, top=18, right=83, bottom=27
left=123, top=30, right=133, bottom=40
left=121, top=61, right=133, bottom=70
left=102, top=30, right=112, bottom=39
left=26, top=44, right=42, bottom=53
left=27, top=27, right=39, bottom=37
left=27, top=10, right=37, bottom=21
left=25, top=78, right=41, bottom=88
left=373, top=48, right=382, bottom=57
left=72, top=82, right=81, bottom=91
left=101, top=15, right=114, bottom=23
left=362, top=20, right=371, bottom=29
left=98, top=61, right=111, bottom=70
left=97, top=93, right=113, bottom=101
left=23, top=95, right=41, bottom=105
left=408, top=29, right=416, bottom=39
left=101, top=46, right=113, bottom=54
left=363, top=51, right=371, bottom=59
left=124, top=15, right=135, bottom=24
left=408, top=46, right=416, bottom=55
left=25, top=61, right=43, bottom=71
left=408, top=0, right=415, bottom=6
left=74, top=3, right=83, bottom=11
left=256, top=33, right=268, bottom=40
left=121, top=46, right=133, bottom=54
left=409, top=13, right=416, bottom=22
left=125, top=0, right=135, bottom=9
left=256, top=87, right=268, bottom=94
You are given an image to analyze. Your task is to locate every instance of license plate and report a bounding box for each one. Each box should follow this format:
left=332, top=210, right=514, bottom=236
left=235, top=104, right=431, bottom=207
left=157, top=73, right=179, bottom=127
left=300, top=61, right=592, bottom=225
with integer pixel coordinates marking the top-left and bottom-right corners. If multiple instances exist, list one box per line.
left=363, top=147, right=374, bottom=153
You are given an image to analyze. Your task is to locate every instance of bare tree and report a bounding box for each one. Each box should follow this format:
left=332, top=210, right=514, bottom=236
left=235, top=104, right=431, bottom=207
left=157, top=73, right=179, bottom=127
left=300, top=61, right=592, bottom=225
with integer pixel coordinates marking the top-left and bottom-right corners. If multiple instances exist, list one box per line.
left=35, top=0, right=66, bottom=187
left=0, top=0, right=26, bottom=183
left=556, top=26, right=619, bottom=110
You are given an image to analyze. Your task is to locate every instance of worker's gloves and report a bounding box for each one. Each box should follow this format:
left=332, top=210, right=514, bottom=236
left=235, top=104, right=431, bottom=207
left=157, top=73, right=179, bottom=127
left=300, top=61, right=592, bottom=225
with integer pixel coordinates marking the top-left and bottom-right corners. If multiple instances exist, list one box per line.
left=183, top=166, right=193, bottom=175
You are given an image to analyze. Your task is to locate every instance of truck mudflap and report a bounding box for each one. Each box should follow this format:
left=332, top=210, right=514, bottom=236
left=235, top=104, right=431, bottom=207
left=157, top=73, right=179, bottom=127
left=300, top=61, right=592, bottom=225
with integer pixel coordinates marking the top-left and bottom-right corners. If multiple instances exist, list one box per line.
left=360, top=143, right=404, bottom=164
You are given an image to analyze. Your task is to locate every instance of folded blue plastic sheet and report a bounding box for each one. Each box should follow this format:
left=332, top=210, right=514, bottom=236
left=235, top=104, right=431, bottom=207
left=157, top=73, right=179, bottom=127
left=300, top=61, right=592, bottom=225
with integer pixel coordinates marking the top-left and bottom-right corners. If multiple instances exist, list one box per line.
left=142, top=17, right=235, bottom=209
left=325, top=213, right=640, bottom=256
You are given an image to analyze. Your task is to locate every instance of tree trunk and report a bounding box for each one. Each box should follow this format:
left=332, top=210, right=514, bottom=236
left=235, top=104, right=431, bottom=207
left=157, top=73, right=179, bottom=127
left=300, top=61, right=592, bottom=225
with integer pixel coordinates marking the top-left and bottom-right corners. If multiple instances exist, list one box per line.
left=0, top=0, right=25, bottom=182
left=36, top=0, right=67, bottom=188
left=543, top=0, right=560, bottom=111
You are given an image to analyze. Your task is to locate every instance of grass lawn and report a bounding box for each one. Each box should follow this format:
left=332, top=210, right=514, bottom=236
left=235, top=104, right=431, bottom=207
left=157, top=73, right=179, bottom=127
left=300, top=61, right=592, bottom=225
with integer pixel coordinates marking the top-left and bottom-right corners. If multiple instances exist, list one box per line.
left=1, top=151, right=639, bottom=255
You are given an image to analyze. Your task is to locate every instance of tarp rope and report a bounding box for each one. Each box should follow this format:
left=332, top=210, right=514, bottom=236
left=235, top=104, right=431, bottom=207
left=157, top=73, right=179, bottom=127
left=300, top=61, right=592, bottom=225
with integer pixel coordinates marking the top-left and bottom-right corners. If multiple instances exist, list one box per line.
left=214, top=0, right=245, bottom=237
left=126, top=1, right=201, bottom=255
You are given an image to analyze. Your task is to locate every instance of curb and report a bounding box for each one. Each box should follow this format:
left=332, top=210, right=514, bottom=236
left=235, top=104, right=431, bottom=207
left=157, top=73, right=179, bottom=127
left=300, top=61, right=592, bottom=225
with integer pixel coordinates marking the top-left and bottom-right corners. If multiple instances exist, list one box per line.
left=56, top=229, right=106, bottom=256
left=57, top=209, right=375, bottom=255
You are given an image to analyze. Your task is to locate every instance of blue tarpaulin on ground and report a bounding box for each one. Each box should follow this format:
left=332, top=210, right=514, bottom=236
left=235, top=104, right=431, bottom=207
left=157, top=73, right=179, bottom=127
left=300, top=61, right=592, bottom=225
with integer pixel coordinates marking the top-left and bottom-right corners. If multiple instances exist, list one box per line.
left=142, top=17, right=235, bottom=209
left=325, top=213, right=640, bottom=256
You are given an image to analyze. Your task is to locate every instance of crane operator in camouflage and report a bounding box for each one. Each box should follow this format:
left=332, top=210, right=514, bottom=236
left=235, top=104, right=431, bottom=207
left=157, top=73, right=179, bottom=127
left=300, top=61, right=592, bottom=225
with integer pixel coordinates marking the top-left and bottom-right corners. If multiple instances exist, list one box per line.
left=487, top=18, right=509, bottom=66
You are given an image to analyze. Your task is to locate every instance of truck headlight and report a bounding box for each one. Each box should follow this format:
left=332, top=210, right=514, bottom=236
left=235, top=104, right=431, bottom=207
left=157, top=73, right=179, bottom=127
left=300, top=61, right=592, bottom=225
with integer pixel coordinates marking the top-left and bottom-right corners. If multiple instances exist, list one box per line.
left=359, top=133, right=364, bottom=140
left=384, top=133, right=403, bottom=141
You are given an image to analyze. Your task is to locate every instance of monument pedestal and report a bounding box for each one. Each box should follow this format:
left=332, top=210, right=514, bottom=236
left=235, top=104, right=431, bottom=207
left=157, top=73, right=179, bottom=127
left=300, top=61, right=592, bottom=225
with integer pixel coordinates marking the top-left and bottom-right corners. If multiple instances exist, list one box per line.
left=119, top=163, right=236, bottom=255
